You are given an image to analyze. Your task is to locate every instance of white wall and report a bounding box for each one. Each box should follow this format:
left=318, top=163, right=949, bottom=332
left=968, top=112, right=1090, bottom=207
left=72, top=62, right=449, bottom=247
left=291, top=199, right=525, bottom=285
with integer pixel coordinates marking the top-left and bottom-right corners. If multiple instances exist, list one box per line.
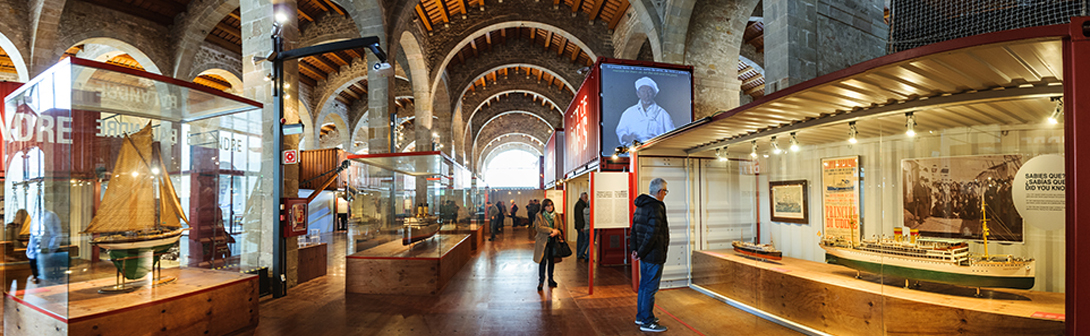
left=637, top=157, right=692, bottom=289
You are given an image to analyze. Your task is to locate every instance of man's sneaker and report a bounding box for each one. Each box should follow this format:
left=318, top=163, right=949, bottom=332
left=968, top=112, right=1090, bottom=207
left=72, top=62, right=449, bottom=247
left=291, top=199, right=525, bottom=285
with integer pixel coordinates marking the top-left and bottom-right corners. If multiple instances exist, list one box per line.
left=635, top=317, right=660, bottom=326
left=640, top=323, right=667, bottom=332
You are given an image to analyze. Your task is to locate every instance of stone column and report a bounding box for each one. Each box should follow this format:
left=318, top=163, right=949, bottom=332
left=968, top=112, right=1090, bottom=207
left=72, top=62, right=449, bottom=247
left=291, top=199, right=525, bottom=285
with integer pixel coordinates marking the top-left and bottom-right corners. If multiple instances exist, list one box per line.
left=764, top=0, right=887, bottom=94
left=241, top=0, right=301, bottom=288
left=684, top=0, right=760, bottom=118
left=367, top=53, right=392, bottom=154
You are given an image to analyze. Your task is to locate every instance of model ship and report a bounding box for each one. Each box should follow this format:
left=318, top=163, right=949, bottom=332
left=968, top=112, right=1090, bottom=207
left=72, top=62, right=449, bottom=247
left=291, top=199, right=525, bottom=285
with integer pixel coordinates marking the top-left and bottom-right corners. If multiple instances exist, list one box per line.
left=402, top=203, right=439, bottom=245
left=83, top=123, right=189, bottom=292
left=732, top=240, right=783, bottom=261
left=820, top=199, right=1035, bottom=291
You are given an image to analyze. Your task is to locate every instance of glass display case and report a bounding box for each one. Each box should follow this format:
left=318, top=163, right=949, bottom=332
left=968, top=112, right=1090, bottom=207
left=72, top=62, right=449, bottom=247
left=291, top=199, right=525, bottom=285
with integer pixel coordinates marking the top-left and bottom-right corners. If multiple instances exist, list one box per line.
left=1, top=57, right=264, bottom=332
left=633, top=31, right=1071, bottom=335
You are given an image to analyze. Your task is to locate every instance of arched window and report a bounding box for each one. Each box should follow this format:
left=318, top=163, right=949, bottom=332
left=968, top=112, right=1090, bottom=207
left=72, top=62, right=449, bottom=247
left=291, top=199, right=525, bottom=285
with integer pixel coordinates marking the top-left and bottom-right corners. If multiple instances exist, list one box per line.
left=483, top=150, right=540, bottom=188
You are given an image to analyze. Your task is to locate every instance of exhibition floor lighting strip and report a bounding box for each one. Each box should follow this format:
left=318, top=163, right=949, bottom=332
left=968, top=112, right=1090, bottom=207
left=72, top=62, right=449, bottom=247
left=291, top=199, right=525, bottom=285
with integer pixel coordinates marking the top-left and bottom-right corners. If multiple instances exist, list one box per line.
left=690, top=284, right=831, bottom=336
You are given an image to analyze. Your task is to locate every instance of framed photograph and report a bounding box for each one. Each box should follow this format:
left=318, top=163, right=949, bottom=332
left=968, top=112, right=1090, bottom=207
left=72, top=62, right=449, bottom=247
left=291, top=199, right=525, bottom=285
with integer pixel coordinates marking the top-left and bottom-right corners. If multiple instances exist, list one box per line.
left=901, top=154, right=1024, bottom=242
left=769, top=180, right=809, bottom=224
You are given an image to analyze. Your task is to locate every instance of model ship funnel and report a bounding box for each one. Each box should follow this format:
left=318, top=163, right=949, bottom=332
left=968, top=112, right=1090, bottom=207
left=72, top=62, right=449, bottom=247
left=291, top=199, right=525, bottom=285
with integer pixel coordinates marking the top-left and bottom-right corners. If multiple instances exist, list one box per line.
left=83, top=123, right=188, bottom=234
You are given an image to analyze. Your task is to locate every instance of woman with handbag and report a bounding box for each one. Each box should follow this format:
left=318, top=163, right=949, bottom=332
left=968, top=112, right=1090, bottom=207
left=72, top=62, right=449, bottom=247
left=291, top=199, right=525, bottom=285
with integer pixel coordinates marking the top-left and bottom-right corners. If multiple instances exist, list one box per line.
left=533, top=199, right=561, bottom=291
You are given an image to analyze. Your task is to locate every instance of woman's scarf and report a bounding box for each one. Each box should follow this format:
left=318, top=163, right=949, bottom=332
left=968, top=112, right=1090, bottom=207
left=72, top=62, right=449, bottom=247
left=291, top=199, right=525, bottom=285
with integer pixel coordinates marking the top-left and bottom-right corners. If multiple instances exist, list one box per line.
left=543, top=210, right=555, bottom=228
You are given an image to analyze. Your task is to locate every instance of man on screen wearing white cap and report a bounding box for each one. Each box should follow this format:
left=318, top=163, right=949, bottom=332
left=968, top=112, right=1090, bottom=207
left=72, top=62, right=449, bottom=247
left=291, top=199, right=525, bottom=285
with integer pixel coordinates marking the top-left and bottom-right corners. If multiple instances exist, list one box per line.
left=616, top=76, right=675, bottom=145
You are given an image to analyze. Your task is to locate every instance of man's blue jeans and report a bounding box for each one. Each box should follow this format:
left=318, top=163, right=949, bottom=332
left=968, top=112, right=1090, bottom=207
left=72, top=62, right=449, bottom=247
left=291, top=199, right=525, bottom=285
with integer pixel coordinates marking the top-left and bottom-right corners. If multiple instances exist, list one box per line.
left=576, top=229, right=590, bottom=259
left=636, top=261, right=663, bottom=324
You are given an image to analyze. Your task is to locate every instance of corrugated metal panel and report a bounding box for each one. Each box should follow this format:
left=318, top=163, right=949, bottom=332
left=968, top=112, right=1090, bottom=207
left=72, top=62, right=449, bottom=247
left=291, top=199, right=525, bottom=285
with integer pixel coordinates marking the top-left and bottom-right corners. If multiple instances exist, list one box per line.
left=300, top=148, right=347, bottom=190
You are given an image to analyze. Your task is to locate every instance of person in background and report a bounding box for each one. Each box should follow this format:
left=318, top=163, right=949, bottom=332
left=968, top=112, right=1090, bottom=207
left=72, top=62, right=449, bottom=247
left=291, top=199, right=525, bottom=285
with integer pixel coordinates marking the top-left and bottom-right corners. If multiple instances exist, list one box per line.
left=28, top=209, right=62, bottom=284
left=526, top=200, right=540, bottom=228
left=488, top=202, right=499, bottom=241
left=630, top=178, right=671, bottom=332
left=533, top=198, right=561, bottom=291
left=509, top=200, right=519, bottom=227
left=573, top=192, right=590, bottom=261
left=497, top=201, right=507, bottom=233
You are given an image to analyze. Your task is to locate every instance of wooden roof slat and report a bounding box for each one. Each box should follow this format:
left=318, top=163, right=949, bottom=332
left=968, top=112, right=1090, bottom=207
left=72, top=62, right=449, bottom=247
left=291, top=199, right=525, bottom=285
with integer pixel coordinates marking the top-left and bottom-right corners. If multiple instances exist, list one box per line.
left=436, top=0, right=450, bottom=23
left=297, top=9, right=314, bottom=22
left=572, top=0, right=584, bottom=12
left=470, top=39, right=479, bottom=57
left=323, top=0, right=345, bottom=15
left=299, top=61, right=326, bottom=80
left=588, top=0, right=607, bottom=20
left=326, top=52, right=350, bottom=66
left=545, top=31, right=553, bottom=49
left=558, top=39, right=567, bottom=56
left=215, top=22, right=241, bottom=38
left=311, top=0, right=330, bottom=12
left=458, top=0, right=468, bottom=14
left=415, top=5, right=434, bottom=31
left=608, top=0, right=630, bottom=30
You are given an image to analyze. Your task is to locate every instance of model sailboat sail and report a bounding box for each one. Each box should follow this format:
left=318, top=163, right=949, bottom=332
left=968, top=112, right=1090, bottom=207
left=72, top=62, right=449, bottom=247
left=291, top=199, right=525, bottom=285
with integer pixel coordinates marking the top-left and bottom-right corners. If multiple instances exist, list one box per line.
left=84, top=123, right=189, bottom=282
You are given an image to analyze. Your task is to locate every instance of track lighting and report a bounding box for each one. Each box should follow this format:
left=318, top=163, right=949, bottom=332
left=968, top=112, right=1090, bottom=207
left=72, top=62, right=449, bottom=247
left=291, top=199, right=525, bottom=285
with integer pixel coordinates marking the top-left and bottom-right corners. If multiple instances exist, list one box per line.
left=750, top=140, right=758, bottom=158
left=848, top=121, right=858, bottom=144
left=771, top=136, right=782, bottom=154
left=1048, top=97, right=1063, bottom=125
left=905, top=112, right=917, bottom=137
left=716, top=147, right=728, bottom=161
left=789, top=132, right=800, bottom=152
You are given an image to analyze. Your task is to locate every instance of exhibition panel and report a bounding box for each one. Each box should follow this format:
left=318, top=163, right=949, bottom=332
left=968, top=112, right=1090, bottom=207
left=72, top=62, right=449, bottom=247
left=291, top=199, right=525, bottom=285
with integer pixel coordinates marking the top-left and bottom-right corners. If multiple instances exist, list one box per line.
left=634, top=26, right=1072, bottom=335
left=2, top=57, right=263, bottom=335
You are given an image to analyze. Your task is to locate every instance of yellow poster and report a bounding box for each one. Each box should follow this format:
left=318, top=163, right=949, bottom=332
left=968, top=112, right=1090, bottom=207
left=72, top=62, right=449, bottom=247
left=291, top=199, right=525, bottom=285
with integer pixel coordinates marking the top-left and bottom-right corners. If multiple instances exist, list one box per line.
left=822, top=156, right=859, bottom=239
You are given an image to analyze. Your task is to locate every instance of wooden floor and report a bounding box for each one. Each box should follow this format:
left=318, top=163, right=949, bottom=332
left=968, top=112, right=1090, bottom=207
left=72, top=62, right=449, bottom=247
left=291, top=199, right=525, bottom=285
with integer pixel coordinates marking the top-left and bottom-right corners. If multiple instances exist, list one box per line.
left=255, top=225, right=799, bottom=336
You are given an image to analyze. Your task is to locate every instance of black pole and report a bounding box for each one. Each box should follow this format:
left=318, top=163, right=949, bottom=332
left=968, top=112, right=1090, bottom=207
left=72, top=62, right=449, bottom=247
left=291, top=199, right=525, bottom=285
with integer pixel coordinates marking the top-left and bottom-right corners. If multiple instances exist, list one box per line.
left=271, top=27, right=287, bottom=299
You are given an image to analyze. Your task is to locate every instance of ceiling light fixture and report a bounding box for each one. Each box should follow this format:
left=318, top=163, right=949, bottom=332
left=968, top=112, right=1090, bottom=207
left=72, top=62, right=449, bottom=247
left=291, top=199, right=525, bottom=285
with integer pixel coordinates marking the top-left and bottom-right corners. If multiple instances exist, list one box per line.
left=789, top=132, right=800, bottom=152
left=750, top=140, right=758, bottom=158
left=848, top=121, right=858, bottom=144
left=1048, top=97, right=1063, bottom=125
left=771, top=136, right=782, bottom=154
left=716, top=147, right=728, bottom=161
left=905, top=112, right=917, bottom=137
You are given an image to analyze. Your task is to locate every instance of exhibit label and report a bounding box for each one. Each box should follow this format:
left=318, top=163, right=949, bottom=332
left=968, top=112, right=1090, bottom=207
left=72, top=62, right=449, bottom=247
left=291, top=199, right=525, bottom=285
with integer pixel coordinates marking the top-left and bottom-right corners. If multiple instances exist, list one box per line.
left=1012, top=154, right=1065, bottom=231
left=822, top=156, right=859, bottom=239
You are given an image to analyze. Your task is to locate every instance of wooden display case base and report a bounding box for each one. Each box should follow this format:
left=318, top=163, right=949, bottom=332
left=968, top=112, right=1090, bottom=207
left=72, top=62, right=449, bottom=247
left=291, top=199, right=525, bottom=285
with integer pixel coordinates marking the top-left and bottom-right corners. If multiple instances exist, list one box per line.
left=440, top=224, right=483, bottom=251
left=4, top=268, right=258, bottom=336
left=346, top=234, right=471, bottom=296
left=297, top=243, right=328, bottom=284
left=692, top=250, right=1065, bottom=335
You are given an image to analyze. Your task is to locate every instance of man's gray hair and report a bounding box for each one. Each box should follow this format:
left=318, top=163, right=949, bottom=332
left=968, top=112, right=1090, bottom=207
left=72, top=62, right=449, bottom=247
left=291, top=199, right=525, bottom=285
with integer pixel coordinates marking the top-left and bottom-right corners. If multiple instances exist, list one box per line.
left=580, top=192, right=588, bottom=198
left=649, top=178, right=668, bottom=195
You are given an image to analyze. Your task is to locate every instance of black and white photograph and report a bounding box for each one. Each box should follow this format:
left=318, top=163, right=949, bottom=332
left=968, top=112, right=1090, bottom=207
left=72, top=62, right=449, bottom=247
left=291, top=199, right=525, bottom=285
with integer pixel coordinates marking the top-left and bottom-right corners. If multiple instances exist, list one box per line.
left=902, top=155, right=1024, bottom=242
left=598, top=63, right=692, bottom=157
left=769, top=180, right=809, bottom=224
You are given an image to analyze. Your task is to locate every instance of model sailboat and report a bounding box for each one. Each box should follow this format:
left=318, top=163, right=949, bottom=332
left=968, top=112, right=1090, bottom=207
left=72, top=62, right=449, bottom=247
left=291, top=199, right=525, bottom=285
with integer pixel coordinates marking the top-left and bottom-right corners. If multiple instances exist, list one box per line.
left=83, top=123, right=189, bottom=292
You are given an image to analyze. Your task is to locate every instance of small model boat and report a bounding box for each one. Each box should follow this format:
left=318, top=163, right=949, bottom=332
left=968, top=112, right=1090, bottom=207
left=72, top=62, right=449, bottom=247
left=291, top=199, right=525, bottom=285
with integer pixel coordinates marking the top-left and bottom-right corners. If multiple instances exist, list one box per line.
left=82, top=123, right=189, bottom=293
left=402, top=216, right=440, bottom=245
left=732, top=240, right=783, bottom=261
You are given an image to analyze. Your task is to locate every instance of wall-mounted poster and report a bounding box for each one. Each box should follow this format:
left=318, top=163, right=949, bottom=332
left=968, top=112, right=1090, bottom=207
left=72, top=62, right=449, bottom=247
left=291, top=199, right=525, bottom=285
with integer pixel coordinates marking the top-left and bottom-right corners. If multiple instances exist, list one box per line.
left=769, top=180, right=808, bottom=224
left=901, top=154, right=1024, bottom=242
left=822, top=156, right=859, bottom=238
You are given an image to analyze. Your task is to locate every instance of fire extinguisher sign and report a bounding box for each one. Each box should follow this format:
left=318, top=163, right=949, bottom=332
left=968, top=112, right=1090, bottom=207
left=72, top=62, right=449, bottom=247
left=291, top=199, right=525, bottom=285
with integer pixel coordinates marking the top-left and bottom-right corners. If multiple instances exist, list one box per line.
left=283, top=149, right=298, bottom=165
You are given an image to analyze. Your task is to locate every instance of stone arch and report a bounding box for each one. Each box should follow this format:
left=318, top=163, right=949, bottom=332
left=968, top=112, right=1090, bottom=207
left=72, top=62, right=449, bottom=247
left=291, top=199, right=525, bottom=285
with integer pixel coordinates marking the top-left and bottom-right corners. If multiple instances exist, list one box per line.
left=623, top=0, right=664, bottom=62
left=400, top=30, right=432, bottom=132
left=612, top=5, right=661, bottom=61
left=298, top=97, right=315, bottom=150
left=659, top=0, right=698, bottom=63
left=431, top=22, right=596, bottom=100
left=466, top=91, right=562, bottom=128
left=171, top=0, right=239, bottom=78
left=472, top=113, right=552, bottom=166
left=299, top=12, right=361, bottom=48
left=195, top=68, right=244, bottom=95
left=54, top=0, right=173, bottom=75
left=465, top=94, right=562, bottom=152
left=683, top=0, right=761, bottom=117
left=0, top=32, right=29, bottom=82
left=455, top=64, right=574, bottom=113
left=315, top=101, right=351, bottom=149
left=69, top=37, right=163, bottom=74
left=317, top=112, right=349, bottom=149
left=29, top=0, right=67, bottom=75
left=312, top=57, right=369, bottom=121
left=350, top=109, right=369, bottom=153
left=474, top=132, right=545, bottom=173
left=479, top=141, right=544, bottom=177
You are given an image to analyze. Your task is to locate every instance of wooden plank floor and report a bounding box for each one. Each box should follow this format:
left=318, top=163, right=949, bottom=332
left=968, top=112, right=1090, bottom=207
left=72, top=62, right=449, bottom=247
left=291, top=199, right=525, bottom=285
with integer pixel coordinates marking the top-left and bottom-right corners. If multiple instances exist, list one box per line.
left=255, top=226, right=800, bottom=336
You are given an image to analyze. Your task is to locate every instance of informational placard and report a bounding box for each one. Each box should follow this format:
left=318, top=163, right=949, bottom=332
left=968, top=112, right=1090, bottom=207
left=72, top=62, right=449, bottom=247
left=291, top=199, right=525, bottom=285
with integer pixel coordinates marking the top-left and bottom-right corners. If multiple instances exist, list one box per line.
left=546, top=190, right=565, bottom=214
left=1012, top=154, right=1065, bottom=231
left=592, top=172, right=631, bottom=229
left=822, top=156, right=859, bottom=239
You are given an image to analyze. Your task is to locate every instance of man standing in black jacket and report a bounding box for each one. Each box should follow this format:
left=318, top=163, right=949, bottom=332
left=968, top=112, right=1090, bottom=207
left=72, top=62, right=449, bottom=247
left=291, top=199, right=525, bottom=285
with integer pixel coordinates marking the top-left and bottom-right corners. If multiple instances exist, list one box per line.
left=630, top=178, right=670, bottom=333
left=573, top=192, right=590, bottom=261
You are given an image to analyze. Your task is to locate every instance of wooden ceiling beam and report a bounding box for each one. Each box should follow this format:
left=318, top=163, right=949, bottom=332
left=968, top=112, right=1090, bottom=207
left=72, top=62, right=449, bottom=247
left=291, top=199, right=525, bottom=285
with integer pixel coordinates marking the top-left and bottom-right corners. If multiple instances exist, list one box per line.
left=572, top=0, right=584, bottom=12
left=215, top=22, right=241, bottom=38
left=571, top=48, right=580, bottom=62
left=344, top=49, right=362, bottom=60
left=741, top=75, right=763, bottom=87
left=228, top=10, right=240, bottom=20
left=545, top=31, right=553, bottom=49
left=436, top=0, right=450, bottom=23
left=324, top=0, right=346, bottom=15
left=470, top=39, right=478, bottom=57
left=205, top=34, right=242, bottom=54
left=310, top=55, right=338, bottom=72
left=327, top=52, right=349, bottom=66
left=335, top=96, right=350, bottom=106
left=299, top=61, right=326, bottom=80
left=744, top=84, right=765, bottom=95
left=312, top=0, right=331, bottom=12
left=297, top=9, right=314, bottom=22
left=608, top=0, right=630, bottom=30
left=299, top=75, right=317, bottom=87
left=485, top=31, right=492, bottom=50
left=81, top=0, right=173, bottom=23
left=341, top=87, right=361, bottom=100
left=354, top=81, right=368, bottom=94
left=458, top=0, right=468, bottom=14
left=558, top=39, right=567, bottom=56
left=588, top=0, right=606, bottom=20
left=415, top=5, right=434, bottom=31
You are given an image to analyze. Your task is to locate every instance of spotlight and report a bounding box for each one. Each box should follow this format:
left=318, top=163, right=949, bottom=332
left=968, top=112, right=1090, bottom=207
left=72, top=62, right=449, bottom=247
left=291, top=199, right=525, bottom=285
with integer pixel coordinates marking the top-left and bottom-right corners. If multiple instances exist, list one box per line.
left=750, top=140, right=758, bottom=158
left=771, top=136, right=782, bottom=154
left=716, top=148, right=728, bottom=162
left=264, top=74, right=273, bottom=82
left=848, top=121, right=858, bottom=144
left=151, top=167, right=161, bottom=175
left=789, top=133, right=800, bottom=152
left=275, top=11, right=290, bottom=24
left=905, top=112, right=917, bottom=137
left=1048, top=97, right=1063, bottom=124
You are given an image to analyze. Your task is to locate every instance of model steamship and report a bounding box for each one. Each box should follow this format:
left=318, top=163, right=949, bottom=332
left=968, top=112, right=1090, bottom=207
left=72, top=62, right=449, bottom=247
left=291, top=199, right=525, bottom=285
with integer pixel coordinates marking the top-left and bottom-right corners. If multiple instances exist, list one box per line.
left=732, top=241, right=783, bottom=261
left=820, top=199, right=1035, bottom=290
left=402, top=203, right=440, bottom=245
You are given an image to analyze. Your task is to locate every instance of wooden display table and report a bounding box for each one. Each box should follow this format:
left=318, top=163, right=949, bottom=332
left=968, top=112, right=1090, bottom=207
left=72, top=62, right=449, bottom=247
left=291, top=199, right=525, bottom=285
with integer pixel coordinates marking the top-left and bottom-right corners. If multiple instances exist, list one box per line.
left=439, top=224, right=483, bottom=251
left=4, top=268, right=258, bottom=336
left=692, top=250, right=1065, bottom=335
left=346, top=234, right=471, bottom=296
left=297, top=243, right=328, bottom=284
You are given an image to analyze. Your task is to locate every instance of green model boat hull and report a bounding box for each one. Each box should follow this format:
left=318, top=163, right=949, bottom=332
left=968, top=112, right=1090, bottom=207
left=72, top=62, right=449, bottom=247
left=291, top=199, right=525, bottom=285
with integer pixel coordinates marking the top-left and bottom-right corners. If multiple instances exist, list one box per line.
left=826, top=254, right=1035, bottom=289
left=107, top=242, right=176, bottom=280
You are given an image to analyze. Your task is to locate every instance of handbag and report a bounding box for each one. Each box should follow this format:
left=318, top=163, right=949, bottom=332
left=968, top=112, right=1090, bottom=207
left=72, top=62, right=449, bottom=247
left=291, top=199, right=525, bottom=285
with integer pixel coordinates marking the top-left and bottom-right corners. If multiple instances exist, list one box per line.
left=552, top=232, right=573, bottom=258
